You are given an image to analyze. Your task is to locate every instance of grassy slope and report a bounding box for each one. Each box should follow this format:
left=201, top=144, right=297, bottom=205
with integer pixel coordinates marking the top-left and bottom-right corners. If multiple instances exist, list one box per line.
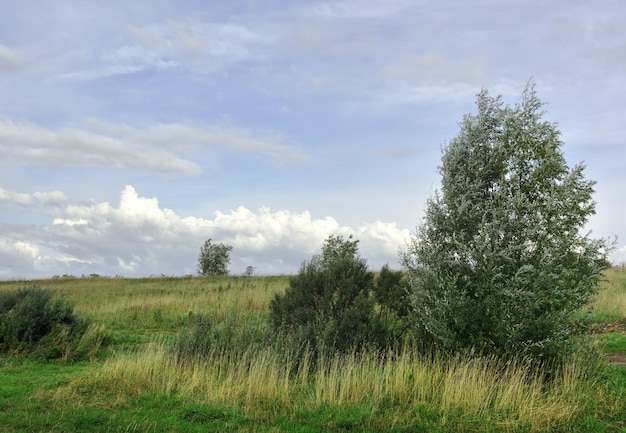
left=1, top=271, right=625, bottom=433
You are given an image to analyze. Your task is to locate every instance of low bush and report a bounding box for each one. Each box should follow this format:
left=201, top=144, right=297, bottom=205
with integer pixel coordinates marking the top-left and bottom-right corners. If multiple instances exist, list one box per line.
left=269, top=236, right=409, bottom=367
left=0, top=285, right=91, bottom=359
left=169, top=312, right=271, bottom=363
left=169, top=313, right=214, bottom=362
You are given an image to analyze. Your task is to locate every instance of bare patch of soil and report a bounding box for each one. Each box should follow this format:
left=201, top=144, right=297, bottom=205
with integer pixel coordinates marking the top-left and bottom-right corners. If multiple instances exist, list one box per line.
left=590, top=319, right=626, bottom=334
left=605, top=353, right=626, bottom=367
left=590, top=319, right=626, bottom=367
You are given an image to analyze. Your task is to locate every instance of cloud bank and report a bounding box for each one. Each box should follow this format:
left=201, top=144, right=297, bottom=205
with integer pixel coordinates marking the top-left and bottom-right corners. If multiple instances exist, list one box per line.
left=0, top=120, right=310, bottom=173
left=0, top=185, right=410, bottom=279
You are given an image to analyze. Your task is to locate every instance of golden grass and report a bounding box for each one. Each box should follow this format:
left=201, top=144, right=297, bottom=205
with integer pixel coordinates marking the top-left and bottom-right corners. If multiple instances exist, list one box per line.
left=0, top=275, right=288, bottom=335
left=48, top=344, right=607, bottom=432
left=591, top=267, right=626, bottom=321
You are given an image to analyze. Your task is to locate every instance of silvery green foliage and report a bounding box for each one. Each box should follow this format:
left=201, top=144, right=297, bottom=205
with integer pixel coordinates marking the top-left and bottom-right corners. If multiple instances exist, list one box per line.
left=197, top=238, right=233, bottom=276
left=402, top=82, right=612, bottom=361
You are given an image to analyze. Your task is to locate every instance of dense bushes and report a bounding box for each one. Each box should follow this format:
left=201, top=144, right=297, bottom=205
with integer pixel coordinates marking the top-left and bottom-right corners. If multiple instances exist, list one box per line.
left=268, top=235, right=409, bottom=361
left=374, top=264, right=410, bottom=339
left=0, top=286, right=91, bottom=359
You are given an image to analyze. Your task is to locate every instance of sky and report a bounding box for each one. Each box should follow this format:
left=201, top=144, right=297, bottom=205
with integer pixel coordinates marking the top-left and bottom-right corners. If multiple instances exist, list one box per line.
left=1, top=0, right=625, bottom=279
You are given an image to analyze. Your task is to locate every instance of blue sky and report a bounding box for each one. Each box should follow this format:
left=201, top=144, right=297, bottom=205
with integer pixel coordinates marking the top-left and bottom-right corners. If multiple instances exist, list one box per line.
left=1, top=0, right=624, bottom=278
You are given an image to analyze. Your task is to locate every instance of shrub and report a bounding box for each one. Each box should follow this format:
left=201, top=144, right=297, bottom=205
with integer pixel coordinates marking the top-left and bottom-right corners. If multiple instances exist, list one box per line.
left=373, top=265, right=411, bottom=339
left=269, top=235, right=392, bottom=360
left=170, top=311, right=275, bottom=365
left=0, top=286, right=91, bottom=358
left=170, top=313, right=215, bottom=362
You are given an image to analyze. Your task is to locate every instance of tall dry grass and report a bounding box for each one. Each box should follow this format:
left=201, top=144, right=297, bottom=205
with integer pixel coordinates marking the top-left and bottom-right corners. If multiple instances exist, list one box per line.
left=590, top=267, right=626, bottom=321
left=49, top=343, right=608, bottom=431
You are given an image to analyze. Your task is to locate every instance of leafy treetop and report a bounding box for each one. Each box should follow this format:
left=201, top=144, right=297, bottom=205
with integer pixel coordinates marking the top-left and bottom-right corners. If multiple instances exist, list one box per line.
left=402, top=81, right=612, bottom=362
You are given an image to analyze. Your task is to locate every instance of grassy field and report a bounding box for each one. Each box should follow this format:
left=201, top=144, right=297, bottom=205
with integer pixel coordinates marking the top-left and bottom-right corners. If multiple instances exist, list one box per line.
left=1, top=270, right=625, bottom=432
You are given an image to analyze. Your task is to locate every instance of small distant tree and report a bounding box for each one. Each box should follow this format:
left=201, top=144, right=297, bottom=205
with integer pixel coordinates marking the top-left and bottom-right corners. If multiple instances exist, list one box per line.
left=402, top=81, right=612, bottom=362
left=243, top=265, right=256, bottom=277
left=197, top=239, right=233, bottom=276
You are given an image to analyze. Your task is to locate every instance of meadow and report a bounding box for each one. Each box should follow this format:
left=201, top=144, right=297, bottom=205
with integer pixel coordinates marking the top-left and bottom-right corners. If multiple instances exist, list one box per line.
left=0, top=270, right=625, bottom=432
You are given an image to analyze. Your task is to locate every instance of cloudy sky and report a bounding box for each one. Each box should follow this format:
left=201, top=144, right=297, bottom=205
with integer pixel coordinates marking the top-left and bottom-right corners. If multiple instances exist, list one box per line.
left=1, top=0, right=625, bottom=279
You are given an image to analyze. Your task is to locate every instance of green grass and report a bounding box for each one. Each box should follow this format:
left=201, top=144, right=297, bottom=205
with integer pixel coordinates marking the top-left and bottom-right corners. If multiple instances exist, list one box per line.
left=590, top=267, right=626, bottom=322
left=0, top=275, right=287, bottom=344
left=597, top=332, right=626, bottom=354
left=1, top=271, right=626, bottom=432
left=0, top=360, right=252, bottom=432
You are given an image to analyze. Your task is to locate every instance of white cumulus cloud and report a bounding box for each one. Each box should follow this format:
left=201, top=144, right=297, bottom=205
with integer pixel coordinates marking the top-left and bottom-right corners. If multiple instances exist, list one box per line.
left=0, top=185, right=410, bottom=278
left=0, top=187, right=70, bottom=208
left=33, top=191, right=71, bottom=206
left=0, top=187, right=33, bottom=206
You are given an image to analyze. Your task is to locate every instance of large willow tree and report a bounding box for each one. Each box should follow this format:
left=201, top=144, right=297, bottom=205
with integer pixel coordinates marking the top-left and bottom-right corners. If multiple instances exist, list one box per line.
left=403, top=82, right=611, bottom=362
